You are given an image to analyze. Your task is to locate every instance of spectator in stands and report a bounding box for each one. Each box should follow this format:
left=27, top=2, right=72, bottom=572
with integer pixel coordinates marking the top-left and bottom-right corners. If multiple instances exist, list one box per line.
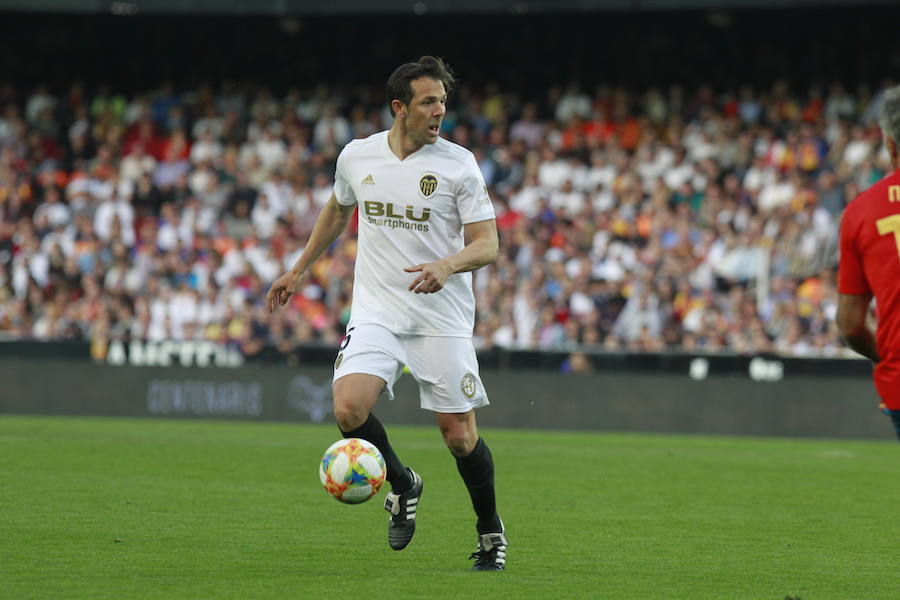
left=0, top=77, right=877, bottom=360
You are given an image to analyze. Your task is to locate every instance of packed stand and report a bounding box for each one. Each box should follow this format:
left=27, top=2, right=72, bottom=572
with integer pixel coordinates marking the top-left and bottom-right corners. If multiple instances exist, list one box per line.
left=0, top=79, right=890, bottom=358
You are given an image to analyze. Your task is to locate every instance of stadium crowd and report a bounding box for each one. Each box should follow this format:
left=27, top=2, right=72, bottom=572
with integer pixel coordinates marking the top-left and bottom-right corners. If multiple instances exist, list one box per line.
left=0, top=78, right=891, bottom=358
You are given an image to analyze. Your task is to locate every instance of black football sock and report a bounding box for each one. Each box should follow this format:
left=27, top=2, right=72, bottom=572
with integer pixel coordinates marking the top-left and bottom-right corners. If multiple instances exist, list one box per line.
left=885, top=409, right=900, bottom=441
left=340, top=413, right=413, bottom=492
left=455, top=437, right=502, bottom=533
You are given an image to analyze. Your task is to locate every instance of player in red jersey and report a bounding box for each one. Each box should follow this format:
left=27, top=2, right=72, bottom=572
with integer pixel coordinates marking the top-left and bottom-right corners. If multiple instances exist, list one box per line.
left=837, top=85, right=900, bottom=439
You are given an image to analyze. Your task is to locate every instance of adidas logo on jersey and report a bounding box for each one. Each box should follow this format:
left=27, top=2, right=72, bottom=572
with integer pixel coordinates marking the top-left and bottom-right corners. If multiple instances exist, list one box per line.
left=362, top=174, right=375, bottom=185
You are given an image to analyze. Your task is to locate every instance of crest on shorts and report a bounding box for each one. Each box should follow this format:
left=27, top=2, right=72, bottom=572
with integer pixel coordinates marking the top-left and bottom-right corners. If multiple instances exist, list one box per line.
left=460, top=373, right=477, bottom=398
left=334, top=353, right=344, bottom=371
left=419, top=174, right=438, bottom=198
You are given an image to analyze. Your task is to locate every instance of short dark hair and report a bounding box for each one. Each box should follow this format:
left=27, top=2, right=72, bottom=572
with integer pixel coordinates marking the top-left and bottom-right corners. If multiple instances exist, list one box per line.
left=386, top=56, right=456, bottom=117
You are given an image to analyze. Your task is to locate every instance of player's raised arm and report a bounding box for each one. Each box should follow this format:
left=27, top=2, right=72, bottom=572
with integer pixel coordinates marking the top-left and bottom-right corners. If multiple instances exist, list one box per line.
left=405, top=218, right=499, bottom=294
left=266, top=193, right=356, bottom=312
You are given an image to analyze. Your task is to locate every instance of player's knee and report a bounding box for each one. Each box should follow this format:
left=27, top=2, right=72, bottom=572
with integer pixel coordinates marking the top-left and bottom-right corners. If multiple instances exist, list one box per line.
left=332, top=397, right=368, bottom=431
left=441, top=428, right=477, bottom=457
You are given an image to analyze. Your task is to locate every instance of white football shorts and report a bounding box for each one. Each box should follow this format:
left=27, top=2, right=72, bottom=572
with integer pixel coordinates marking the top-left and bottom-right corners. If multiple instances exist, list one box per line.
left=332, top=323, right=489, bottom=413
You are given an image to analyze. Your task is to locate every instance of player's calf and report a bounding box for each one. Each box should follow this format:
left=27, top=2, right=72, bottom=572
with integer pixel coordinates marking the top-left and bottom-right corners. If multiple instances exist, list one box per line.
left=882, top=407, right=900, bottom=440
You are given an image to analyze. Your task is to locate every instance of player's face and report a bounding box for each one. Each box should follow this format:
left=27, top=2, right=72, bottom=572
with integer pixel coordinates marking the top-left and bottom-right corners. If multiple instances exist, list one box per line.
left=402, top=77, right=447, bottom=145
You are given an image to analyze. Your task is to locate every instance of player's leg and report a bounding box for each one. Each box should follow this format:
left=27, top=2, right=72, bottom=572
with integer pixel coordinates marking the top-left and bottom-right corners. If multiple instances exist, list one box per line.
left=436, top=410, right=502, bottom=531
left=332, top=372, right=382, bottom=430
left=436, top=410, right=506, bottom=570
left=406, top=334, right=507, bottom=570
left=334, top=374, right=421, bottom=550
left=881, top=406, right=900, bottom=440
left=333, top=373, right=413, bottom=492
left=332, top=325, right=414, bottom=494
left=332, top=324, right=420, bottom=550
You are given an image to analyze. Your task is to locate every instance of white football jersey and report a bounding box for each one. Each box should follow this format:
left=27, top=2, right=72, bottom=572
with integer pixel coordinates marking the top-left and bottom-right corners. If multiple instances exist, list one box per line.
left=333, top=131, right=495, bottom=337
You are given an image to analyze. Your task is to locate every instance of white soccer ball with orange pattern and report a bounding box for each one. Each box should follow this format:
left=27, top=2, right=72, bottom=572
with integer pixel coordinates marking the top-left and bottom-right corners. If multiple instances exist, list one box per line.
left=319, top=438, right=387, bottom=504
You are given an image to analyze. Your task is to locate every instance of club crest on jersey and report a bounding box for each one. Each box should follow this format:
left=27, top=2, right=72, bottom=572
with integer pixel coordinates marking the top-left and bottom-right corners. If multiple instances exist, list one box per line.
left=419, top=174, right=438, bottom=198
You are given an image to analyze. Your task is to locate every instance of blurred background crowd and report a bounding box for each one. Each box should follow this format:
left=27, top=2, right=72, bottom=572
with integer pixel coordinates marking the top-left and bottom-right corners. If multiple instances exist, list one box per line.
left=1, top=9, right=897, bottom=359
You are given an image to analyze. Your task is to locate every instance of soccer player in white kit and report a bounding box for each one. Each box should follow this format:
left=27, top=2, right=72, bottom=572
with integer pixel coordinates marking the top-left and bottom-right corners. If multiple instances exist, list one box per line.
left=267, top=56, right=507, bottom=571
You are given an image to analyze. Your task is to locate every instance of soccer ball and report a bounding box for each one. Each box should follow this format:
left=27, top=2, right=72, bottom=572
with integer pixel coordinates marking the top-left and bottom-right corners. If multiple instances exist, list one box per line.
left=319, top=438, right=386, bottom=504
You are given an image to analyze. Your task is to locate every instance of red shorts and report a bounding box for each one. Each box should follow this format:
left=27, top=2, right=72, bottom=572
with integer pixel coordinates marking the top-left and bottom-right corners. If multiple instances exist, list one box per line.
left=873, top=378, right=900, bottom=411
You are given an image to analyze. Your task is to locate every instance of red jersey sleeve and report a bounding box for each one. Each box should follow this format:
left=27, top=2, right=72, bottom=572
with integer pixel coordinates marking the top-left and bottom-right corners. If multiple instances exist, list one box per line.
left=838, top=204, right=872, bottom=295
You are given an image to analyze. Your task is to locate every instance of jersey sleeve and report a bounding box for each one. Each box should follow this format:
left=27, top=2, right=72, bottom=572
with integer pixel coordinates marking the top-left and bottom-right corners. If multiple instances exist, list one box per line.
left=333, top=147, right=357, bottom=207
left=455, top=153, right=496, bottom=224
left=838, top=204, right=871, bottom=295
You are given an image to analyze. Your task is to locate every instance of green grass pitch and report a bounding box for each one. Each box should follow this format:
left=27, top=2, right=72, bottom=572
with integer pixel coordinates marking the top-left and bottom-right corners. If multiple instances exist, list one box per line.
left=1, top=415, right=898, bottom=599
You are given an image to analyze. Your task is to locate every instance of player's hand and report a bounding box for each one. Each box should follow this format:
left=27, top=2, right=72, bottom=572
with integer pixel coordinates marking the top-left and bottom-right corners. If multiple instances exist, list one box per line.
left=266, top=271, right=305, bottom=312
left=405, top=261, right=452, bottom=294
